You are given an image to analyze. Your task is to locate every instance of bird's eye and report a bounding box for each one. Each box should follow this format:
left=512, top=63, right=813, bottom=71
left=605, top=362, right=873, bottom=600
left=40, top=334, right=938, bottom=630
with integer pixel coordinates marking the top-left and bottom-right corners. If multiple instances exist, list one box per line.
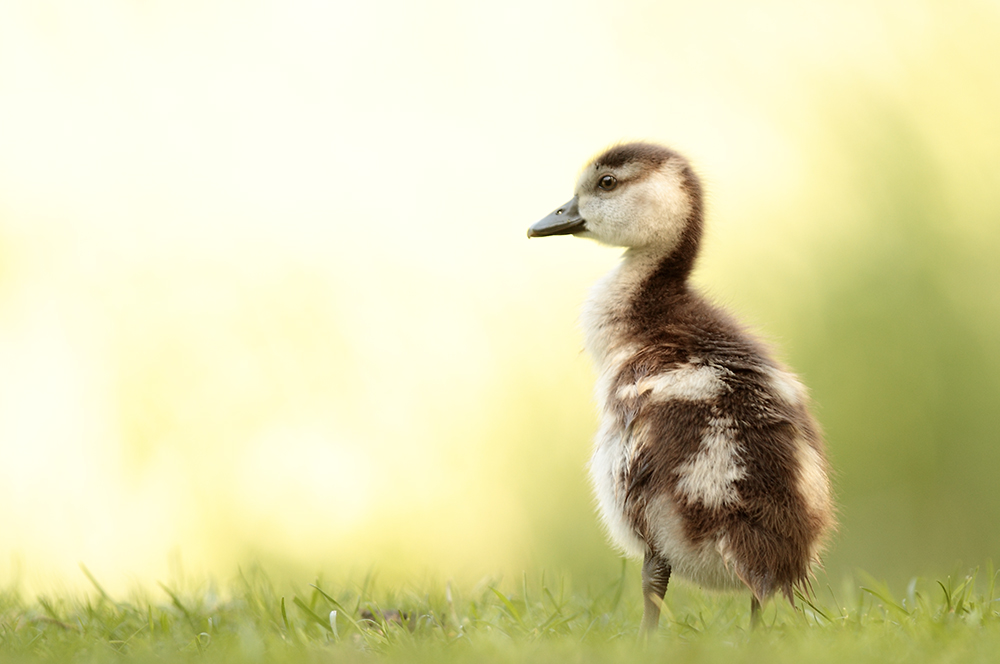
left=598, top=174, right=618, bottom=191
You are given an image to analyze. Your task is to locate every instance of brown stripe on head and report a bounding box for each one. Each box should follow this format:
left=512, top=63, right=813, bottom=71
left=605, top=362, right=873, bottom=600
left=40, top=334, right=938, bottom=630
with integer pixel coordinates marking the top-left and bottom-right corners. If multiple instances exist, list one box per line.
left=593, top=142, right=679, bottom=170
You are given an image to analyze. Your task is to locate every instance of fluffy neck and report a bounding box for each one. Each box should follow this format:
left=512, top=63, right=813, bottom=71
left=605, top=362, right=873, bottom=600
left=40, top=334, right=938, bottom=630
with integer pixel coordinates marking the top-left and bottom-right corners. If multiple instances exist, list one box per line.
left=582, top=210, right=703, bottom=367
left=625, top=194, right=703, bottom=298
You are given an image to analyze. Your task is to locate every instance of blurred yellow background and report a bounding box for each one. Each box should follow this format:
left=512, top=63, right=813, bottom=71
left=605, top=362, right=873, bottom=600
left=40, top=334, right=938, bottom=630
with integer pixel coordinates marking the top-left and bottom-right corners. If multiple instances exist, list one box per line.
left=1, top=0, right=998, bottom=594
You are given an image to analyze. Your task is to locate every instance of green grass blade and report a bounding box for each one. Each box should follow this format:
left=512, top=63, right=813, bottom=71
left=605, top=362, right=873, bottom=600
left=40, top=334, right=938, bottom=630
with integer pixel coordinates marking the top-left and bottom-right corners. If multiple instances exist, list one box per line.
left=489, top=587, right=523, bottom=626
left=79, top=564, right=111, bottom=602
left=292, top=597, right=332, bottom=632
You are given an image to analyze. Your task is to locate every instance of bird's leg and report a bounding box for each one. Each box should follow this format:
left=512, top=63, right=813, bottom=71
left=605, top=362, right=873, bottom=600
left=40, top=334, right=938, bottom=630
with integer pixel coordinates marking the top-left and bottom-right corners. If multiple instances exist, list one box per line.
left=640, top=551, right=671, bottom=638
left=750, top=596, right=762, bottom=630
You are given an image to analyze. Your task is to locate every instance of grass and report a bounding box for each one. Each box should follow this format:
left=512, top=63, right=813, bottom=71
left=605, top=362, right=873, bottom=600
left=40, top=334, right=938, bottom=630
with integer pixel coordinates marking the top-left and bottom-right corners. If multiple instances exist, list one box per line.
left=1, top=563, right=998, bottom=663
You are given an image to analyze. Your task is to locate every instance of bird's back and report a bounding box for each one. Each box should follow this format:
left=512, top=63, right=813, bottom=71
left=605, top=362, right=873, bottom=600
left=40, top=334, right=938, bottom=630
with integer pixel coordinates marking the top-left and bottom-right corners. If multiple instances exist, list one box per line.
left=586, top=260, right=833, bottom=601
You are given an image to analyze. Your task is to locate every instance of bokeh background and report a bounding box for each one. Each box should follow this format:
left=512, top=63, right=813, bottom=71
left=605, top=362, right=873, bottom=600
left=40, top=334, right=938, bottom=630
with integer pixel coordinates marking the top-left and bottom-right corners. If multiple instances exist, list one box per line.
left=1, top=0, right=998, bottom=596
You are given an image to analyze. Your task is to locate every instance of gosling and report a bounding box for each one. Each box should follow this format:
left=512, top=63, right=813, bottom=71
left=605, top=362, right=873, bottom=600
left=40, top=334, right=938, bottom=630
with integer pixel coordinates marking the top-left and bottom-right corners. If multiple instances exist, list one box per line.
left=527, top=142, right=834, bottom=634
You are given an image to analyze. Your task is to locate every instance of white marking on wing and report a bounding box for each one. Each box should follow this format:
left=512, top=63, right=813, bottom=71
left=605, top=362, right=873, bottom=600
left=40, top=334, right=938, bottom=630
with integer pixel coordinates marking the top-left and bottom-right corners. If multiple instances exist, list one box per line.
left=794, top=437, right=831, bottom=517
left=763, top=365, right=806, bottom=406
left=675, top=417, right=745, bottom=508
left=616, top=363, right=726, bottom=402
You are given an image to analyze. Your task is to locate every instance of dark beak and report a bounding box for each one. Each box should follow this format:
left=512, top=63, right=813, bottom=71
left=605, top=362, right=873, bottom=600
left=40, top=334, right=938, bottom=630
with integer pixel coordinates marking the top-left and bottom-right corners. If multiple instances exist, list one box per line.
left=527, top=196, right=585, bottom=238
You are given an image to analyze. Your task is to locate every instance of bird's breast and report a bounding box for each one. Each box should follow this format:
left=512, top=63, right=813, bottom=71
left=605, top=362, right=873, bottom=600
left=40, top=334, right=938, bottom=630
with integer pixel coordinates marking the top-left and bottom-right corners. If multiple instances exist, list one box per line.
left=588, top=413, right=648, bottom=558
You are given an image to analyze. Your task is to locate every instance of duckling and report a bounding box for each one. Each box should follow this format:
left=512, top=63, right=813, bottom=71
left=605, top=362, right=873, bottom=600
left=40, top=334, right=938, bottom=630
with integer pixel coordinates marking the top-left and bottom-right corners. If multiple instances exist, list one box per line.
left=528, top=142, right=834, bottom=634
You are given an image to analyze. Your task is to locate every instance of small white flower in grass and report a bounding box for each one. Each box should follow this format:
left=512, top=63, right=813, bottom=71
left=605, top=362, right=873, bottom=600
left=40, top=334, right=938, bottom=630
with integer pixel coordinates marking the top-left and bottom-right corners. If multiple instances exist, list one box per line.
left=329, top=610, right=339, bottom=639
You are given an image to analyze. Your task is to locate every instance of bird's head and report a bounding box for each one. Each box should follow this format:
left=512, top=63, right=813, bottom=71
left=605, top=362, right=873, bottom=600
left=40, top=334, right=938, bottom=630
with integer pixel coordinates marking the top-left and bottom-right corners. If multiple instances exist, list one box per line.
left=528, top=142, right=703, bottom=253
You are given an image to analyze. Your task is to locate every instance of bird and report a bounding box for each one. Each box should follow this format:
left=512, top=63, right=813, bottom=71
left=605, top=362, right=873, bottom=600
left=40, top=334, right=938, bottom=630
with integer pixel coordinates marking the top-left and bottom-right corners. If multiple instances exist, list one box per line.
left=527, top=142, right=834, bottom=635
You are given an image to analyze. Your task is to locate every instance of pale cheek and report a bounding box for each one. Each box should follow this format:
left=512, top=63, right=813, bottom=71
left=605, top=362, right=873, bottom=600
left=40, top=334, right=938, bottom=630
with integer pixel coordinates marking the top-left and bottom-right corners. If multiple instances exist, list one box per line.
left=651, top=207, right=686, bottom=247
left=604, top=196, right=655, bottom=245
left=580, top=198, right=631, bottom=246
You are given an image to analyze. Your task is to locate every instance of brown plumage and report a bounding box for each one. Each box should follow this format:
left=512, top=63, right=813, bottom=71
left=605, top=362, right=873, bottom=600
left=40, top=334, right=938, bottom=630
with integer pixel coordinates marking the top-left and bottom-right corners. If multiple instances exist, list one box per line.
left=528, top=142, right=834, bottom=634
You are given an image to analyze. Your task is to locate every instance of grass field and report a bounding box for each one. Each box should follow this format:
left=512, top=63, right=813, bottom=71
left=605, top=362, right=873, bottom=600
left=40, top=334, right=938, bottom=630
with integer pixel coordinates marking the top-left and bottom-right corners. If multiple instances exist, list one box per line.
left=2, top=563, right=997, bottom=663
